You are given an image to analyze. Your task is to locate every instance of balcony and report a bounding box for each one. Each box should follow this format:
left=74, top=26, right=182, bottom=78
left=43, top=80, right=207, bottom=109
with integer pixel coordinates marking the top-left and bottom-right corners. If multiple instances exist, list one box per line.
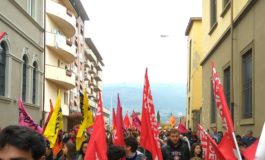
left=94, top=72, right=102, bottom=81
left=95, top=62, right=102, bottom=71
left=46, top=32, right=76, bottom=63
left=47, top=0, right=76, bottom=37
left=85, top=49, right=96, bottom=63
left=88, top=66, right=96, bottom=75
left=45, top=65, right=75, bottom=90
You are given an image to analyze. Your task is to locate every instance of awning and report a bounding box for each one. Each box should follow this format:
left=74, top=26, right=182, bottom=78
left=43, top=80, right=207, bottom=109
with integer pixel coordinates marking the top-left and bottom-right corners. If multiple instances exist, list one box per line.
left=0, top=32, right=7, bottom=41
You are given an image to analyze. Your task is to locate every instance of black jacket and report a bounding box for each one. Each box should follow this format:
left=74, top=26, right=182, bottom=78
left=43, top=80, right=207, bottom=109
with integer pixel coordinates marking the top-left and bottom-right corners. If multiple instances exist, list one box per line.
left=161, top=139, right=190, bottom=160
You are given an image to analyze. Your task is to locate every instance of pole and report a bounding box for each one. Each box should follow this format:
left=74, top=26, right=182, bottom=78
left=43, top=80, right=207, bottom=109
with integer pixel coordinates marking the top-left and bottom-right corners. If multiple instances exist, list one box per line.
left=232, top=132, right=242, bottom=160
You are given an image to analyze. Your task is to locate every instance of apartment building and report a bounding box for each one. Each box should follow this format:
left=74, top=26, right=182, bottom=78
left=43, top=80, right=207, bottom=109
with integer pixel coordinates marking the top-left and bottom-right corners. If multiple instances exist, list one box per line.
left=45, top=0, right=78, bottom=129
left=200, top=0, right=265, bottom=136
left=0, top=0, right=44, bottom=126
left=185, top=17, right=203, bottom=131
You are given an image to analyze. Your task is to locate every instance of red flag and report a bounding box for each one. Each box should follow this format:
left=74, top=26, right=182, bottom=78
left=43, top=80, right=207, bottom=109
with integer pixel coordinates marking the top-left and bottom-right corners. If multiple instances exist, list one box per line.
left=132, top=110, right=141, bottom=131
left=124, top=112, right=131, bottom=129
left=242, top=139, right=259, bottom=160
left=140, top=69, right=163, bottom=160
left=211, top=62, right=241, bottom=160
left=197, top=124, right=225, bottom=160
left=177, top=123, right=188, bottom=134
left=112, top=108, right=119, bottom=144
left=43, top=99, right=54, bottom=133
left=84, top=92, right=107, bottom=160
left=115, top=94, right=125, bottom=146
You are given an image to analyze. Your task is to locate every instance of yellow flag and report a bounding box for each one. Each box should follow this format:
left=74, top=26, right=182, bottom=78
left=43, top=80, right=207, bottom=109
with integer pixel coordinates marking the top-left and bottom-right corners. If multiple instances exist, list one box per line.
left=43, top=90, right=63, bottom=148
left=76, top=89, right=94, bottom=150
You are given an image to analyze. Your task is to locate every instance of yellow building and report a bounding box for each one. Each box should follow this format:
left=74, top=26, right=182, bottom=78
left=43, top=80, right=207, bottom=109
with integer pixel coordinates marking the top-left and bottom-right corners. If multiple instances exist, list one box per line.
left=45, top=0, right=78, bottom=129
left=185, top=18, right=203, bottom=130
left=200, top=0, right=265, bottom=136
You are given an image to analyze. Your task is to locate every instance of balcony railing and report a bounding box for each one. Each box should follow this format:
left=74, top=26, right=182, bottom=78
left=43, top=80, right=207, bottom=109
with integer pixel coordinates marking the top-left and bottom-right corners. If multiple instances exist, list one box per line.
left=47, top=0, right=76, bottom=37
left=46, top=32, right=76, bottom=63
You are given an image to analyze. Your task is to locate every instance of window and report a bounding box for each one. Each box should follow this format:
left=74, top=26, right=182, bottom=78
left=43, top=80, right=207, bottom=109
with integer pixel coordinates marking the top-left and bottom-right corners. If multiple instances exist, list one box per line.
left=22, top=55, right=28, bottom=102
left=32, top=62, right=37, bottom=104
left=211, top=83, right=216, bottom=123
left=27, top=0, right=35, bottom=17
left=64, top=91, right=69, bottom=105
left=210, top=0, right=217, bottom=27
left=242, top=50, right=252, bottom=119
left=0, top=42, right=6, bottom=96
left=224, top=67, right=233, bottom=121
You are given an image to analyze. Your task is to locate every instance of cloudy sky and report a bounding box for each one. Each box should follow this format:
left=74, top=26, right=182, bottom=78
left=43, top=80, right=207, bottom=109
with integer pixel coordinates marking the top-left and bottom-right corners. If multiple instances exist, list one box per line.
left=81, top=0, right=202, bottom=85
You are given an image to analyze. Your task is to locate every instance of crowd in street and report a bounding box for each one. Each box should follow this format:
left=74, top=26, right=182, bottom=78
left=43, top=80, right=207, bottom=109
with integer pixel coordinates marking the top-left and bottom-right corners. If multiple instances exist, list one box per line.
left=0, top=124, right=258, bottom=160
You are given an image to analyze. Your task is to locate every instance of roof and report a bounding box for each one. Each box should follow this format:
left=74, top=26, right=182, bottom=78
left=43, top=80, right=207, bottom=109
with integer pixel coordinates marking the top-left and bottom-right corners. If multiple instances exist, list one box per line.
left=185, top=17, right=202, bottom=36
left=85, top=38, right=104, bottom=66
left=69, top=0, right=89, bottom=21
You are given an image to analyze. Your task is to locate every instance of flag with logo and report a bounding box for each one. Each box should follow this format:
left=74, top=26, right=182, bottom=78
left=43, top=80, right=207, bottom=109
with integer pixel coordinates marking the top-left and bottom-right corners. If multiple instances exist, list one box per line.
left=43, top=90, right=63, bottom=148
left=43, top=99, right=54, bottom=133
left=140, top=68, right=163, bottom=160
left=18, top=99, right=43, bottom=134
left=197, top=124, right=225, bottom=160
left=85, top=92, right=107, bottom=160
left=76, top=89, right=94, bottom=150
left=211, top=62, right=241, bottom=160
left=132, top=110, right=141, bottom=131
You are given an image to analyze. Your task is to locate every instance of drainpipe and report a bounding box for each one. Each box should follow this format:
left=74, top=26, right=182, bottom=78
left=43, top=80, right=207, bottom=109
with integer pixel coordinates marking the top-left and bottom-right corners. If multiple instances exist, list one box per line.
left=230, top=0, right=234, bottom=121
left=41, top=0, right=46, bottom=127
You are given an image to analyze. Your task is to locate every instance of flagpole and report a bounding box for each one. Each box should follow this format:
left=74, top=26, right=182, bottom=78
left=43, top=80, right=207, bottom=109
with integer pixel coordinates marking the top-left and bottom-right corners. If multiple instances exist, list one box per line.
left=232, top=132, right=242, bottom=160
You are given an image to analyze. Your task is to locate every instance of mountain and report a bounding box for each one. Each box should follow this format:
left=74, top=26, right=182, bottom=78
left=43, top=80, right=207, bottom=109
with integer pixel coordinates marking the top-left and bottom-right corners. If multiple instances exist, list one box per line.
left=102, top=83, right=186, bottom=122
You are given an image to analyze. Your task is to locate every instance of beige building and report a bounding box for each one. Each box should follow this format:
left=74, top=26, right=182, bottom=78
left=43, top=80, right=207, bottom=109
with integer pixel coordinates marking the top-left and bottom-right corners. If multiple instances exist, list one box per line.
left=45, top=0, right=78, bottom=129
left=45, top=0, right=110, bottom=130
left=185, top=17, right=203, bottom=131
left=0, top=0, right=44, bottom=126
left=200, top=0, right=265, bottom=136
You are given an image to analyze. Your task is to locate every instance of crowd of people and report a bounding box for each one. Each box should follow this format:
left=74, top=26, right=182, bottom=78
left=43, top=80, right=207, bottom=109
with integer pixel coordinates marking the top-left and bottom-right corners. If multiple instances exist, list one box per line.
left=0, top=125, right=258, bottom=160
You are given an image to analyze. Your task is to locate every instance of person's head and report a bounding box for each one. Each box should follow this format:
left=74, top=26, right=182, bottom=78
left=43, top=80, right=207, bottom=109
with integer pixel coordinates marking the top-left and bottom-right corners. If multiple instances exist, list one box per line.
left=45, top=140, right=52, bottom=157
left=124, top=136, right=138, bottom=155
left=190, top=143, right=202, bottom=158
left=62, top=141, right=76, bottom=159
left=0, top=125, right=45, bottom=160
left=246, top=130, right=253, bottom=138
left=107, top=145, right=126, bottom=160
left=168, top=128, right=181, bottom=144
left=79, top=141, right=88, bottom=156
left=211, top=127, right=217, bottom=133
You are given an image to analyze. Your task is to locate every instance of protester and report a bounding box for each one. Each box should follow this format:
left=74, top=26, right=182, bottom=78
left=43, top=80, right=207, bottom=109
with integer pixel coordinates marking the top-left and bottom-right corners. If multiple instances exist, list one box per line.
left=107, top=145, right=126, bottom=160
left=189, top=131, right=199, bottom=147
left=125, top=136, right=146, bottom=160
left=61, top=141, right=76, bottom=160
left=241, top=130, right=256, bottom=147
left=210, top=126, right=220, bottom=144
left=0, top=125, right=46, bottom=160
left=190, top=143, right=203, bottom=159
left=161, top=128, right=190, bottom=160
left=77, top=140, right=88, bottom=160
left=45, top=141, right=53, bottom=160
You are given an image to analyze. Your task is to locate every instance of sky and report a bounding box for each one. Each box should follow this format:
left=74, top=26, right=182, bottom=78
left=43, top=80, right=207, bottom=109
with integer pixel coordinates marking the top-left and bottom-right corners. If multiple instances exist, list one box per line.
left=81, top=0, right=202, bottom=85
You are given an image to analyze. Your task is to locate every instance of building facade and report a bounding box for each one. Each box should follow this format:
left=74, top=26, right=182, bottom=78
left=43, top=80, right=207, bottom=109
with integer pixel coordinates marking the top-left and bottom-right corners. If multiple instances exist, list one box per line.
left=200, top=0, right=265, bottom=136
left=0, top=0, right=44, bottom=126
left=45, top=0, right=78, bottom=130
left=185, top=18, right=203, bottom=131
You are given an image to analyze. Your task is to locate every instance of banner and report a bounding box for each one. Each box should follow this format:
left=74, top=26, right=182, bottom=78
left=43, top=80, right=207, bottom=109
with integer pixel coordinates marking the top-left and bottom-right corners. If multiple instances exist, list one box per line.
left=18, top=99, right=43, bottom=134
left=76, top=89, right=94, bottom=150
left=140, top=68, right=163, bottom=160
left=43, top=90, right=63, bottom=148
left=85, top=92, right=107, bottom=160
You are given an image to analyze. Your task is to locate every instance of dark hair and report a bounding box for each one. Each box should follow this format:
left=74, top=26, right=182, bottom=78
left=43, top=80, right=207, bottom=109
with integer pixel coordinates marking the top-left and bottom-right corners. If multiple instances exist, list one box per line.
left=64, top=141, right=76, bottom=159
left=79, top=140, right=88, bottom=156
left=190, top=143, right=203, bottom=158
left=107, top=145, right=126, bottom=160
left=0, top=125, right=45, bottom=159
left=125, top=136, right=138, bottom=152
